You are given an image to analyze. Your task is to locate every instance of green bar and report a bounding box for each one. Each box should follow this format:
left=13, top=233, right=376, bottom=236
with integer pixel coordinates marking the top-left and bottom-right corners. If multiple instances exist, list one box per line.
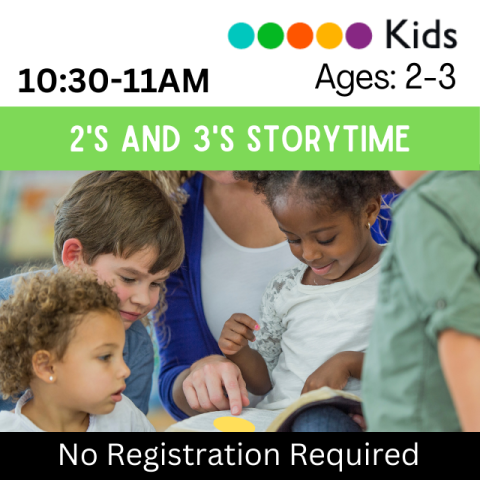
left=0, top=107, right=478, bottom=170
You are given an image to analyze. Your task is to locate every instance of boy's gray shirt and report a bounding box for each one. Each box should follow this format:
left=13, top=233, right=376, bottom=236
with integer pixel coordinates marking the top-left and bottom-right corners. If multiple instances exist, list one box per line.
left=0, top=271, right=154, bottom=414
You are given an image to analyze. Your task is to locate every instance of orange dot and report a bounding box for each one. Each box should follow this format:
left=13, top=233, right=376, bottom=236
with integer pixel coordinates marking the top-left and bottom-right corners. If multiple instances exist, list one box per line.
left=316, top=23, right=343, bottom=49
left=287, top=23, right=314, bottom=49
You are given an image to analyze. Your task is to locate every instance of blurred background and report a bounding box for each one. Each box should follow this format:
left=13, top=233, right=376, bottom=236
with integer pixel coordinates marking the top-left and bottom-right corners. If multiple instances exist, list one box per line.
left=0, top=171, right=176, bottom=431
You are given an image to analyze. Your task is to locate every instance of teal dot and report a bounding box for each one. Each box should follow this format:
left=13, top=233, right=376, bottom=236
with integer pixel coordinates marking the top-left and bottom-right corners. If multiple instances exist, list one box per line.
left=228, top=23, right=255, bottom=49
left=258, top=23, right=284, bottom=49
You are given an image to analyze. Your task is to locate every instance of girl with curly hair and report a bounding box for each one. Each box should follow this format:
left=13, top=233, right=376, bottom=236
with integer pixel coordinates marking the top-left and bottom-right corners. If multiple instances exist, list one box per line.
left=0, top=269, right=155, bottom=432
left=217, top=171, right=400, bottom=432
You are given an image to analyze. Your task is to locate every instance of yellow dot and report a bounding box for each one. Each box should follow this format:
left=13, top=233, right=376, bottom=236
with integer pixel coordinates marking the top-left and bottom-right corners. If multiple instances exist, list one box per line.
left=316, top=23, right=343, bottom=49
left=213, top=416, right=256, bottom=432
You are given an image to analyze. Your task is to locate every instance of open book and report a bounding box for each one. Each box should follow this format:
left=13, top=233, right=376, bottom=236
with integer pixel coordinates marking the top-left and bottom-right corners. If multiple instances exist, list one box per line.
left=165, top=387, right=362, bottom=432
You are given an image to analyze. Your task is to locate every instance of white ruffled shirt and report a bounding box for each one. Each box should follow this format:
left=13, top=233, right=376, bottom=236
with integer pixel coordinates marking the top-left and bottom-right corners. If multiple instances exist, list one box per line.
left=251, top=261, right=381, bottom=411
left=0, top=390, right=156, bottom=432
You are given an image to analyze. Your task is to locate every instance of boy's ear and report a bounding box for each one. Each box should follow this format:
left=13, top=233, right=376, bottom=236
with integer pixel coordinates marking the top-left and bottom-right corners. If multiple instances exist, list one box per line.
left=32, top=350, right=57, bottom=384
left=62, top=238, right=85, bottom=268
left=365, top=196, right=382, bottom=227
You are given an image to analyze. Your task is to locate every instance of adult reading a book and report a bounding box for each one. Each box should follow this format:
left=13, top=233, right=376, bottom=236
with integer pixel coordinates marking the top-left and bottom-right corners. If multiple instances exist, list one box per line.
left=158, top=171, right=395, bottom=422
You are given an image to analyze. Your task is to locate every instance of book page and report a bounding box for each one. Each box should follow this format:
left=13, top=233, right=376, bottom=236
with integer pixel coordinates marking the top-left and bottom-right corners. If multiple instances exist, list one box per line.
left=166, top=408, right=280, bottom=433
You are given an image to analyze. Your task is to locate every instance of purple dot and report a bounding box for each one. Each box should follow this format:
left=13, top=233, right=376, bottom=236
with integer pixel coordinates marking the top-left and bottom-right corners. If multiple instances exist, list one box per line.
left=346, top=23, right=372, bottom=49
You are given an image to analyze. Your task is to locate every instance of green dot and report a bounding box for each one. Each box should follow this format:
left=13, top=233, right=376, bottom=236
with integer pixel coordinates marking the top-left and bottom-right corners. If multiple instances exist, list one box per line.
left=258, top=23, right=284, bottom=49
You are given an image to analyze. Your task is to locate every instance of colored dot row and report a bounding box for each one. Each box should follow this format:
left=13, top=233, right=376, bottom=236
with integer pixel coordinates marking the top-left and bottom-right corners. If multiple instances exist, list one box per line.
left=228, top=22, right=372, bottom=50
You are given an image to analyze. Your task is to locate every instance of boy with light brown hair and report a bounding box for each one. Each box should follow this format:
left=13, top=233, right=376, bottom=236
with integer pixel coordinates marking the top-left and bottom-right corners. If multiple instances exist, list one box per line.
left=0, top=171, right=185, bottom=414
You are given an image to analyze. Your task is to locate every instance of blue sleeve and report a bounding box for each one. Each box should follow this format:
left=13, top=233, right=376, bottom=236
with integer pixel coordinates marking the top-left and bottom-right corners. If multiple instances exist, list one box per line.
left=0, top=397, right=16, bottom=412
left=0, top=276, right=18, bottom=411
left=0, top=270, right=53, bottom=302
left=157, top=265, right=217, bottom=421
left=123, top=321, right=154, bottom=415
left=0, top=275, right=18, bottom=302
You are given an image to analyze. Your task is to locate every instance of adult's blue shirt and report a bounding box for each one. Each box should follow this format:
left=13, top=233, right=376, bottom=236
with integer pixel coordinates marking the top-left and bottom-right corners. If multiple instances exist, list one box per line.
left=157, top=172, right=398, bottom=421
left=0, top=269, right=153, bottom=414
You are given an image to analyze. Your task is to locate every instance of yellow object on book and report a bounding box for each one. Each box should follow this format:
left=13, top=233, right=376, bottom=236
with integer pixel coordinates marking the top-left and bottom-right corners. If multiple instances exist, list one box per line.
left=213, top=417, right=256, bottom=432
left=165, top=387, right=362, bottom=433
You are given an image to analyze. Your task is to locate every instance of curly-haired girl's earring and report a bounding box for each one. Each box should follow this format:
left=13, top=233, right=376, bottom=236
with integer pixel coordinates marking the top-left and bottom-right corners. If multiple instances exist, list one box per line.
left=49, top=376, right=53, bottom=382
left=366, top=222, right=371, bottom=229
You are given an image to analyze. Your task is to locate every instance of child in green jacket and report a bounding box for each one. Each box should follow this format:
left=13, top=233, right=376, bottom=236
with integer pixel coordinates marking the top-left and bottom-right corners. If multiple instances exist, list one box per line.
left=363, top=171, right=480, bottom=431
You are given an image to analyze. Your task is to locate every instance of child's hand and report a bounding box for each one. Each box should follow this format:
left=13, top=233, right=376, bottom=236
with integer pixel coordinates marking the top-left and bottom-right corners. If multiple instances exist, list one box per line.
left=350, top=414, right=367, bottom=431
left=219, top=314, right=260, bottom=356
left=301, top=351, right=364, bottom=395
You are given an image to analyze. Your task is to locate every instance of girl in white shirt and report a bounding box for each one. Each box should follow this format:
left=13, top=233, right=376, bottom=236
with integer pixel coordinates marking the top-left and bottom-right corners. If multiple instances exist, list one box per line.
left=219, top=171, right=400, bottom=432
left=0, top=269, right=155, bottom=432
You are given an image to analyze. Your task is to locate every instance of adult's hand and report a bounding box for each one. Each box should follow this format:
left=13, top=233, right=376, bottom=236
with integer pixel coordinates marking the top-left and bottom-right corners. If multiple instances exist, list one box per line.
left=182, top=355, right=250, bottom=416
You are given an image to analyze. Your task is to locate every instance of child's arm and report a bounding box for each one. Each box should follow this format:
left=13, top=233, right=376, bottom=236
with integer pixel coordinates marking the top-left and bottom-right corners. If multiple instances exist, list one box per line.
left=219, top=314, right=272, bottom=396
left=439, top=329, right=480, bottom=431
left=301, top=351, right=364, bottom=394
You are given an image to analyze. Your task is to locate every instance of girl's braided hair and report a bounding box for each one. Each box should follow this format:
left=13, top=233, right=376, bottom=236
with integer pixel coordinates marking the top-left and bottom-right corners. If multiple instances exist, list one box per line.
left=234, top=171, right=401, bottom=215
